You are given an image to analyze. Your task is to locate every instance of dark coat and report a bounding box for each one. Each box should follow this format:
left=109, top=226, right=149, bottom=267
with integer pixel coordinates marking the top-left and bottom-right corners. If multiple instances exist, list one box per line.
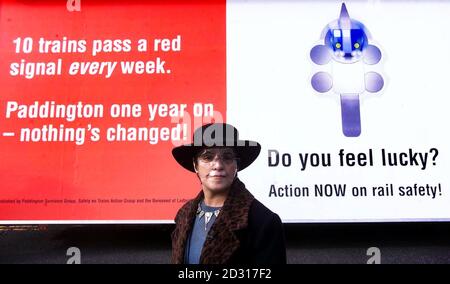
left=171, top=178, right=286, bottom=264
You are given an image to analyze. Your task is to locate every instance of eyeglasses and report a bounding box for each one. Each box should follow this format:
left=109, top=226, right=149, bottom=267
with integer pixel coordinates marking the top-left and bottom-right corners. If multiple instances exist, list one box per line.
left=196, top=149, right=239, bottom=165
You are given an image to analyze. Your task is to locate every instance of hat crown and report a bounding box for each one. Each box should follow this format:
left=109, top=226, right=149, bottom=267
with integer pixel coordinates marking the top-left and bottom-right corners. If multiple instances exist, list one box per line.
left=193, top=123, right=242, bottom=147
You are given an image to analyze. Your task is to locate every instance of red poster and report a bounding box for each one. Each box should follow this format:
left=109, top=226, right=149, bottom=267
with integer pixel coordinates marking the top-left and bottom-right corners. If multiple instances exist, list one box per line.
left=0, top=0, right=226, bottom=222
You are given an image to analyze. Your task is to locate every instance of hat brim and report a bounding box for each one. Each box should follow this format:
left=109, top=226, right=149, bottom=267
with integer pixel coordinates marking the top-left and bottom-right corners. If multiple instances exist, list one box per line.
left=172, top=141, right=261, bottom=172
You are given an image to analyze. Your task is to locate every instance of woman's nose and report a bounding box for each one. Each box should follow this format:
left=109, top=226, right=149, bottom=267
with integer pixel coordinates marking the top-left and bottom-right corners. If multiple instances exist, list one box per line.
left=211, top=155, right=225, bottom=169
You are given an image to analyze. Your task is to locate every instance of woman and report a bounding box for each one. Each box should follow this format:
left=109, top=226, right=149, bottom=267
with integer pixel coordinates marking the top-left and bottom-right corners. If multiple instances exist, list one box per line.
left=171, top=123, right=286, bottom=264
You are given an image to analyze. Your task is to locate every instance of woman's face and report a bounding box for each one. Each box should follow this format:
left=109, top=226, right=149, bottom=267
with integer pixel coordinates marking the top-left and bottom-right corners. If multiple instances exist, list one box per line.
left=194, top=147, right=238, bottom=193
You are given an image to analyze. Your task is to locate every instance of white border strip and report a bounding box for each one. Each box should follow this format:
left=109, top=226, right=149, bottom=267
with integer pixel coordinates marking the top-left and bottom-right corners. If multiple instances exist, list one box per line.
left=1, top=218, right=450, bottom=224
left=0, top=220, right=175, bottom=224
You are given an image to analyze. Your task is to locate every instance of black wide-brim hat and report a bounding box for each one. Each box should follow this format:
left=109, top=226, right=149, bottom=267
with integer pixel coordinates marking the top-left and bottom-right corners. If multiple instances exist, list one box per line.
left=172, top=123, right=261, bottom=172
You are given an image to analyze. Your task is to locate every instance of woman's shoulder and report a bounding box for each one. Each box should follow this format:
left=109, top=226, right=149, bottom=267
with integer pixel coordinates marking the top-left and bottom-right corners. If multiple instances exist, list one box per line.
left=174, top=198, right=197, bottom=222
left=248, top=199, right=282, bottom=224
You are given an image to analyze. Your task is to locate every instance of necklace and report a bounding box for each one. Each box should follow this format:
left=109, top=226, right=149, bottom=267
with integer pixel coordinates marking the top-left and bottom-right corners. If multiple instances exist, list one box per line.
left=197, top=203, right=221, bottom=231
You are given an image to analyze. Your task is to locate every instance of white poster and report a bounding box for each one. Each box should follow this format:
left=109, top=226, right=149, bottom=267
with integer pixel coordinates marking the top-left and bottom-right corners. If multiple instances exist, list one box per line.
left=227, top=0, right=450, bottom=222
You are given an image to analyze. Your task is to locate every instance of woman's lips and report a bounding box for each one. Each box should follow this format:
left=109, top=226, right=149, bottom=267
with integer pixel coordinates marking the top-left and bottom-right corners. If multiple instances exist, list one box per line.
left=208, top=172, right=227, bottom=178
